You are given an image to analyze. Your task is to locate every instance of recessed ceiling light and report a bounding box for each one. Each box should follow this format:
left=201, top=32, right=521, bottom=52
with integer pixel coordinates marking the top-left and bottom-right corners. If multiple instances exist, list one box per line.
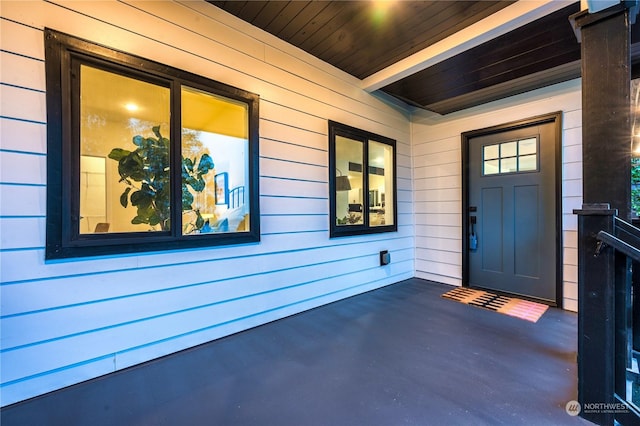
left=371, top=0, right=394, bottom=25
left=125, top=103, right=139, bottom=112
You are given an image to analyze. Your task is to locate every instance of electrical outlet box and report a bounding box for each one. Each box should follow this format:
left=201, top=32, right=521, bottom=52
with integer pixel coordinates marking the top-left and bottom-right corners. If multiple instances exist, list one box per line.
left=380, top=250, right=390, bottom=266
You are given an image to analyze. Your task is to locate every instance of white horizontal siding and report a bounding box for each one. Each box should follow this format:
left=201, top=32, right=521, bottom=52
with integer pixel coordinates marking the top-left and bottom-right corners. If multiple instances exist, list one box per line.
left=1, top=50, right=45, bottom=92
left=561, top=109, right=582, bottom=312
left=3, top=255, right=415, bottom=380
left=261, top=138, right=326, bottom=167
left=0, top=151, right=46, bottom=186
left=0, top=0, right=413, bottom=406
left=0, top=116, right=47, bottom=154
left=411, top=79, right=582, bottom=310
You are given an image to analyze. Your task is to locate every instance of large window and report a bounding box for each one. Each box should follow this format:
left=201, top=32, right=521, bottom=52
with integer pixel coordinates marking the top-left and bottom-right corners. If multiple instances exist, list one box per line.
left=45, top=29, right=260, bottom=259
left=329, top=121, right=397, bottom=237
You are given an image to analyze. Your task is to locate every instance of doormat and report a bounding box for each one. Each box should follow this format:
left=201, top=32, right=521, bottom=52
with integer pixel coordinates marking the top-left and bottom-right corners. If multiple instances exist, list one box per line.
left=441, top=287, right=549, bottom=323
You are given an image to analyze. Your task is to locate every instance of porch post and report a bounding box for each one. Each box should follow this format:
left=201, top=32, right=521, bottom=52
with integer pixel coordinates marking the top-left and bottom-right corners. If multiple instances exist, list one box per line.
left=572, top=4, right=631, bottom=220
left=574, top=205, right=616, bottom=425
left=571, top=3, right=632, bottom=425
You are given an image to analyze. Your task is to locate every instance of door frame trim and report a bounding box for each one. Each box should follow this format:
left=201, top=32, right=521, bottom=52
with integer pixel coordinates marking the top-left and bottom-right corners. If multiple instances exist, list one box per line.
left=461, top=111, right=563, bottom=308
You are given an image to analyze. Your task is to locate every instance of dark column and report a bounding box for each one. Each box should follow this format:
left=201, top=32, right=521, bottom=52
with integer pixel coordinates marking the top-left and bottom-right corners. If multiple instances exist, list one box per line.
left=573, top=5, right=631, bottom=221
left=572, top=5, right=633, bottom=425
left=574, top=204, right=616, bottom=426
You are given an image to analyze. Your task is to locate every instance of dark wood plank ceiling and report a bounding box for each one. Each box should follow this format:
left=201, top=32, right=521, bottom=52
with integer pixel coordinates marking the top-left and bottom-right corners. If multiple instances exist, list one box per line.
left=210, top=1, right=515, bottom=80
left=209, top=1, right=633, bottom=115
left=382, top=2, right=582, bottom=114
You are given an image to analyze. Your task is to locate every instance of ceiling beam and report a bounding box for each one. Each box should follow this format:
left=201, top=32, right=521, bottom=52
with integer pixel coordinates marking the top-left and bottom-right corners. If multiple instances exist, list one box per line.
left=361, top=0, right=577, bottom=92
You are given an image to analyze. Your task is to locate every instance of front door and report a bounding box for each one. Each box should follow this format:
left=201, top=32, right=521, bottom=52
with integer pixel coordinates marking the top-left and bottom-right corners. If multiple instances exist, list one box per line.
left=465, top=114, right=560, bottom=304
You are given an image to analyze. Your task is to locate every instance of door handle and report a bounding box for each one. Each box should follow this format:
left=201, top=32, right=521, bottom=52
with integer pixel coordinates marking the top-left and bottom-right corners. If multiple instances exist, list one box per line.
left=470, top=216, right=478, bottom=250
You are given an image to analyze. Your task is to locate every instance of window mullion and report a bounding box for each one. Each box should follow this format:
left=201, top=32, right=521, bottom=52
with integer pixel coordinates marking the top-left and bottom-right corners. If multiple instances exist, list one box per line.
left=171, top=81, right=182, bottom=238
left=363, top=137, right=370, bottom=228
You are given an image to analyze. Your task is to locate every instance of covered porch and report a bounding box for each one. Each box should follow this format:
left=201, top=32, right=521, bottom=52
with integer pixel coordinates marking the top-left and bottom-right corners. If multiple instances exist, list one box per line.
left=1, top=278, right=586, bottom=425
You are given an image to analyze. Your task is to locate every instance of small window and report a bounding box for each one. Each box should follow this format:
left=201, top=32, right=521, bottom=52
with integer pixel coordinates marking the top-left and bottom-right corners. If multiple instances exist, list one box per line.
left=483, top=137, right=538, bottom=176
left=329, top=121, right=397, bottom=237
left=45, top=29, right=260, bottom=259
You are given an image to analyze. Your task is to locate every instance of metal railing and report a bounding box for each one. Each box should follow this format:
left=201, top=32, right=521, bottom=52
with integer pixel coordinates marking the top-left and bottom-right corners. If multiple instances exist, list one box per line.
left=578, top=211, right=640, bottom=425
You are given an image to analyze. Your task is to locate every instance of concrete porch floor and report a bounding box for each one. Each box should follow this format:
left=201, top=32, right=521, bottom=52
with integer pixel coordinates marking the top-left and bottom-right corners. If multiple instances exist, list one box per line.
left=1, top=278, right=589, bottom=425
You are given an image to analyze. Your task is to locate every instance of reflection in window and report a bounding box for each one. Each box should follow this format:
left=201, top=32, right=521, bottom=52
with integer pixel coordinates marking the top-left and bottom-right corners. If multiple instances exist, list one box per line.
left=79, top=156, right=107, bottom=233
left=329, top=121, right=397, bottom=237
left=483, top=137, right=538, bottom=175
left=45, top=29, right=260, bottom=259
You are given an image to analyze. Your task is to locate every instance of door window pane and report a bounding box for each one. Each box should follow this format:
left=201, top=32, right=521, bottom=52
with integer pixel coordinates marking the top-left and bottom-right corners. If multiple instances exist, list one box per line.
left=519, top=138, right=537, bottom=155
left=80, top=65, right=170, bottom=234
left=481, top=137, right=539, bottom=175
left=500, top=157, right=517, bottom=173
left=484, top=144, right=499, bottom=160
left=519, top=154, right=537, bottom=171
left=484, top=159, right=500, bottom=175
left=501, top=141, right=517, bottom=157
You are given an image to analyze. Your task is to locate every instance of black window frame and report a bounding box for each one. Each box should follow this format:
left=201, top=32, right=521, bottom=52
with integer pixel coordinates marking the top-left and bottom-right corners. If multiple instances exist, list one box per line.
left=45, top=29, right=260, bottom=259
left=328, top=120, right=398, bottom=238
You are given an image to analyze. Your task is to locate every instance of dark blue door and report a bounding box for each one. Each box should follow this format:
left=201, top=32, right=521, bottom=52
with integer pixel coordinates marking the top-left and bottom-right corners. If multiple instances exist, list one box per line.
left=468, top=122, right=557, bottom=303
